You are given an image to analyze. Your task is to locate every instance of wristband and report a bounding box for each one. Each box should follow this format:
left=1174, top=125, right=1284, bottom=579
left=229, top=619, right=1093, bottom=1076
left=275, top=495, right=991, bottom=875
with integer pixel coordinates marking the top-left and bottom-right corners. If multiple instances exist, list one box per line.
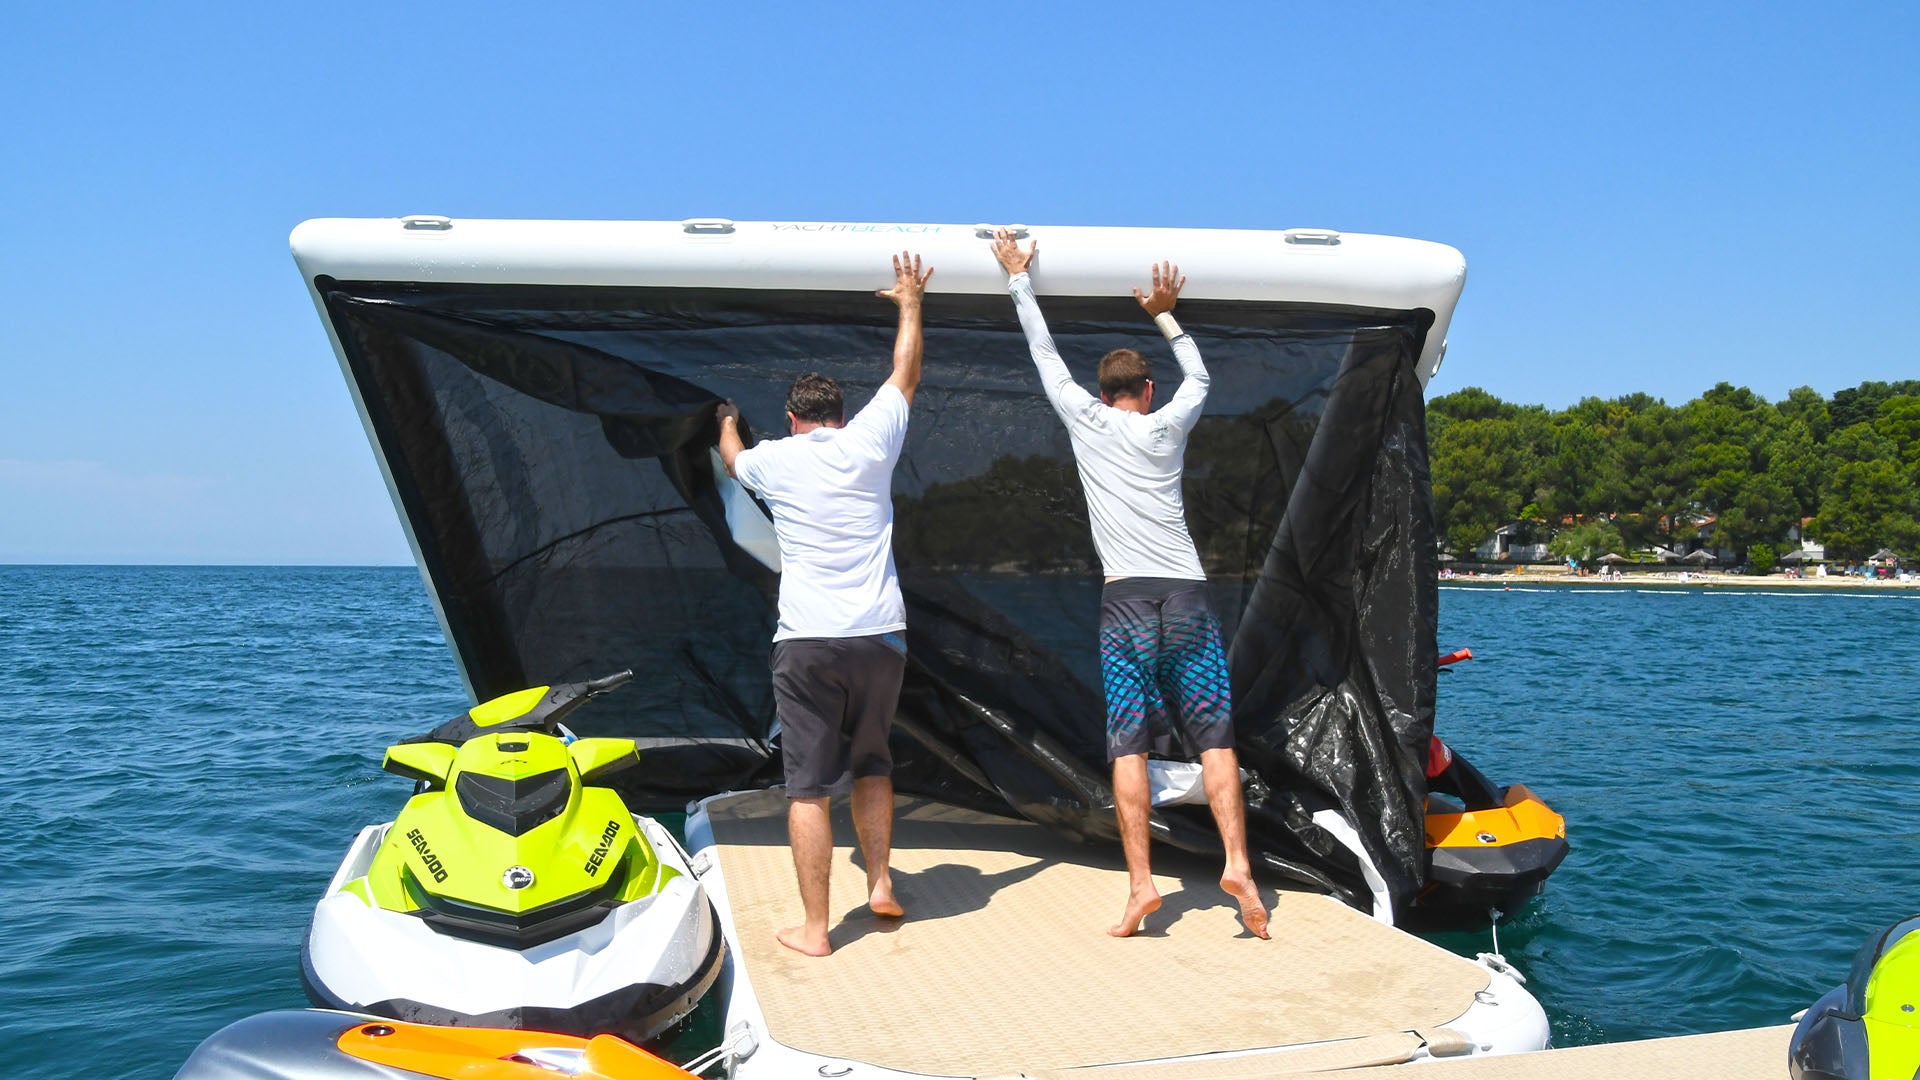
left=1153, top=311, right=1183, bottom=340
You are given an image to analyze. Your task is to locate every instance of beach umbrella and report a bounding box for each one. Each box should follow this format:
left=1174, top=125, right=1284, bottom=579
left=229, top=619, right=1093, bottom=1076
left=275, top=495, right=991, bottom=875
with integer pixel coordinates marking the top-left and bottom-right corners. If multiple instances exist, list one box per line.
left=1870, top=547, right=1898, bottom=565
left=1437, top=552, right=1457, bottom=562
left=1681, top=549, right=1716, bottom=563
left=1651, top=545, right=1681, bottom=562
left=1779, top=548, right=1823, bottom=563
left=1597, top=552, right=1627, bottom=564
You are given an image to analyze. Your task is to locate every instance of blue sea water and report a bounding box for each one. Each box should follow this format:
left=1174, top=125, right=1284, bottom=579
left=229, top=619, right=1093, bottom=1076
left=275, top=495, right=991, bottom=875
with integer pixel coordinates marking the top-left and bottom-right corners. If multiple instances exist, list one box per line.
left=3, top=566, right=1918, bottom=1076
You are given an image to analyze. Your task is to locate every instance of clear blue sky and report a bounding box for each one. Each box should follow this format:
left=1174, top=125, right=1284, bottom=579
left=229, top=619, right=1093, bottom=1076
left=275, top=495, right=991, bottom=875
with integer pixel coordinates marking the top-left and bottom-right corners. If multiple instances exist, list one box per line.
left=2, top=3, right=1913, bottom=564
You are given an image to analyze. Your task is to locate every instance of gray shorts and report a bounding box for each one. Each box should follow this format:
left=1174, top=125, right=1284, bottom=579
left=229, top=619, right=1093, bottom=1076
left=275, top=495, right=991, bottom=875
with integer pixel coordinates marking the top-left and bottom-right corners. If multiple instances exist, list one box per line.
left=771, top=632, right=906, bottom=799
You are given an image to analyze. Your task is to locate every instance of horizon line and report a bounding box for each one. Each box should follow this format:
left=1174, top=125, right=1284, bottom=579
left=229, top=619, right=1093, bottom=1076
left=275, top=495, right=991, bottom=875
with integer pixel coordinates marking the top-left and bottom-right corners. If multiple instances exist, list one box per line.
left=0, top=560, right=418, bottom=569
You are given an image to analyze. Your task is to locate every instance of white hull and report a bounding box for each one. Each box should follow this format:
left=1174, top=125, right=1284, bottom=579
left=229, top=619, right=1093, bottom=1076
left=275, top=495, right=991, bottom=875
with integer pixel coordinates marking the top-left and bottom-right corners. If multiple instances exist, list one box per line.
left=302, top=815, right=722, bottom=1043
left=289, top=217, right=1462, bottom=383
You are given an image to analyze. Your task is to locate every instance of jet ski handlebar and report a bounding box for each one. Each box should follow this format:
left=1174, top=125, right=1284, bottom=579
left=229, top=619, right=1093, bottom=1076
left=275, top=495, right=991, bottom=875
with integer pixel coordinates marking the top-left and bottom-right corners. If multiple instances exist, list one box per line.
left=414, top=671, right=637, bottom=745
left=584, top=669, right=635, bottom=696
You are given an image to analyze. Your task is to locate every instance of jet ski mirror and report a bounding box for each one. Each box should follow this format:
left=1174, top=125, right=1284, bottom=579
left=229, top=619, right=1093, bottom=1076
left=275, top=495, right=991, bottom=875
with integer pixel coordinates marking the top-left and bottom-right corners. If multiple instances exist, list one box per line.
left=383, top=742, right=457, bottom=788
left=569, top=738, right=641, bottom=785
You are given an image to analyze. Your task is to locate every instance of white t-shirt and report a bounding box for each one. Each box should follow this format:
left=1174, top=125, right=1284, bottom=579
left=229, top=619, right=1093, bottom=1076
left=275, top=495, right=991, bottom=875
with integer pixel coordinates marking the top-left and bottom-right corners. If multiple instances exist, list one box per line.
left=733, top=385, right=910, bottom=641
left=1008, top=272, right=1209, bottom=581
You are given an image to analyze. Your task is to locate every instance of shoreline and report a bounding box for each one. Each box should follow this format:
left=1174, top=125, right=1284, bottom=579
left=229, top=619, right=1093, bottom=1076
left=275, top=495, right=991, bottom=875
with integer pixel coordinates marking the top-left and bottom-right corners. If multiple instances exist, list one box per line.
left=1439, top=570, right=1919, bottom=590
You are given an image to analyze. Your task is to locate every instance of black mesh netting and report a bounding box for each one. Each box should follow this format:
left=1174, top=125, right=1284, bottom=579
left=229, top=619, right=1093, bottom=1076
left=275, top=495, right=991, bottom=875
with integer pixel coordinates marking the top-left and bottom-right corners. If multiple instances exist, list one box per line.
left=320, top=278, right=1439, bottom=917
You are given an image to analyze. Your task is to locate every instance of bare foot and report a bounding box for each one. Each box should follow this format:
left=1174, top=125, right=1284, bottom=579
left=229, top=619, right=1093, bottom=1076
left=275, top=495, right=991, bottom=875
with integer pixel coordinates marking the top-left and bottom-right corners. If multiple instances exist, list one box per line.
left=1221, top=871, right=1270, bottom=939
left=775, top=925, right=831, bottom=957
left=1108, top=887, right=1163, bottom=937
left=867, top=879, right=905, bottom=919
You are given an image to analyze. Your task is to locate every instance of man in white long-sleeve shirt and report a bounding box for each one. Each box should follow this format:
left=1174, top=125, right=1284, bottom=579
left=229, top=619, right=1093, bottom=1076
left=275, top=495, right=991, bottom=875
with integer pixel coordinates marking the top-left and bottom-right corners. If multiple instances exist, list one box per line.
left=992, top=229, right=1268, bottom=941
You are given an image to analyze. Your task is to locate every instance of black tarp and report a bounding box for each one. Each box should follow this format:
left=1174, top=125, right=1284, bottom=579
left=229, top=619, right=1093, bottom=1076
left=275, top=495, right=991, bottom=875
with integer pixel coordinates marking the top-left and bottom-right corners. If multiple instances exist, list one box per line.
left=318, top=277, right=1439, bottom=918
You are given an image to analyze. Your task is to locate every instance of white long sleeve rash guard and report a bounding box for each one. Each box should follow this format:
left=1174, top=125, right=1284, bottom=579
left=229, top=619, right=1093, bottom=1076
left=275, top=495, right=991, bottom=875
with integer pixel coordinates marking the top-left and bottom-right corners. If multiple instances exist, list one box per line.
left=1007, top=271, right=1209, bottom=581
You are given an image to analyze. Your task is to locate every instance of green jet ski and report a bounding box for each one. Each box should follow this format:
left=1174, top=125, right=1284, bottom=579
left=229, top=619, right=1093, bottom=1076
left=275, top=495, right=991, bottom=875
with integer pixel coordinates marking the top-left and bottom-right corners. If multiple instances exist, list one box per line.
left=301, top=671, right=724, bottom=1045
left=1789, top=914, right=1920, bottom=1080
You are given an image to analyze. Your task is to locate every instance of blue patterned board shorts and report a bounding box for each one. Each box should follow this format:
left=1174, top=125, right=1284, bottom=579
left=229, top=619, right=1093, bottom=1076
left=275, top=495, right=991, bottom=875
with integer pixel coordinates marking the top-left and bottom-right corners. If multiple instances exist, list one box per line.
left=1097, top=577, right=1234, bottom=761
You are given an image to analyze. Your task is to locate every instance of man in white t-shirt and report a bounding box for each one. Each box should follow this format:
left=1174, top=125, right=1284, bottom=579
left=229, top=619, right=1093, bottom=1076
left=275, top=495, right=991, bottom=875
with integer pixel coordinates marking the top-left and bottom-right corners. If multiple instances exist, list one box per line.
left=717, top=251, right=932, bottom=957
left=991, top=229, right=1268, bottom=941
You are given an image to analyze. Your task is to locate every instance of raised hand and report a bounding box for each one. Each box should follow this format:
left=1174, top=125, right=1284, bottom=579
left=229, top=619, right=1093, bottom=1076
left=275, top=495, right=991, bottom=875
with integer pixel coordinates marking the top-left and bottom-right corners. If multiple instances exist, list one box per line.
left=879, top=252, right=931, bottom=403
left=1132, top=260, right=1185, bottom=316
left=715, top=399, right=745, bottom=477
left=877, top=251, right=934, bottom=307
left=991, top=227, right=1038, bottom=277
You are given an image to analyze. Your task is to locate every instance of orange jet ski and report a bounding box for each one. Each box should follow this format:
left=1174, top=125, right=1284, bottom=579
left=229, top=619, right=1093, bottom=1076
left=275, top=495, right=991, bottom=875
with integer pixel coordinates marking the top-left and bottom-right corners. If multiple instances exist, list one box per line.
left=1411, top=648, right=1570, bottom=928
left=175, top=1009, right=703, bottom=1080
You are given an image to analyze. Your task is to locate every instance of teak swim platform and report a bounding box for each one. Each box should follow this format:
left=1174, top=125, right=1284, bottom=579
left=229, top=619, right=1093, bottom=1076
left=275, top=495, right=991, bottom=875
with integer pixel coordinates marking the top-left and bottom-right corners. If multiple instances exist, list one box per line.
left=686, top=791, right=1545, bottom=1078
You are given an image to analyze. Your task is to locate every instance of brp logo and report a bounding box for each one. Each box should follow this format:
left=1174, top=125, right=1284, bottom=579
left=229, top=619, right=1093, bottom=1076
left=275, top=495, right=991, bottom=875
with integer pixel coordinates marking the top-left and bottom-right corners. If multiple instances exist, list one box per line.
left=502, top=866, right=535, bottom=890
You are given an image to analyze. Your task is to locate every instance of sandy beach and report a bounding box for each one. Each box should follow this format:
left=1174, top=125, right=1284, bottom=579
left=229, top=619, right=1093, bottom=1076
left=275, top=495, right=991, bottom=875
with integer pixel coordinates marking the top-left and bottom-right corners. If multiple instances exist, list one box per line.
left=1441, top=569, right=1920, bottom=590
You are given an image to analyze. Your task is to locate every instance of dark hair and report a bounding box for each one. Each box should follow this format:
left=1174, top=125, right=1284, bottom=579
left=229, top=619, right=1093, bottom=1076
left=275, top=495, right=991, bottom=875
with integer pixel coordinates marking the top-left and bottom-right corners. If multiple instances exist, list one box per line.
left=785, top=372, right=844, bottom=425
left=1097, top=349, right=1152, bottom=400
